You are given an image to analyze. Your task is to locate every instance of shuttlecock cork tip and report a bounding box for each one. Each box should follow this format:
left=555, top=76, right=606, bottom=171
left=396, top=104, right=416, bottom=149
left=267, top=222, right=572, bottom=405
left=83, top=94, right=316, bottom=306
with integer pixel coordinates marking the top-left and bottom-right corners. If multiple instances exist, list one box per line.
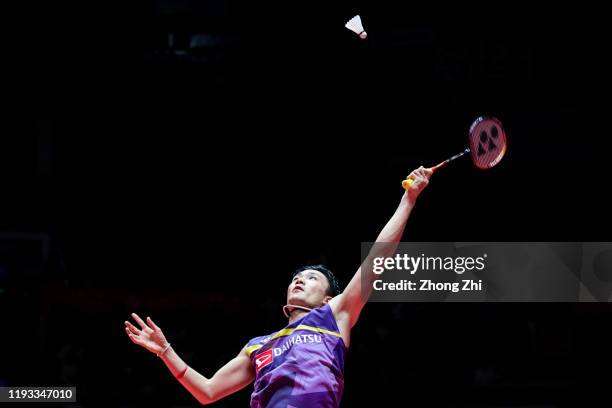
left=359, top=31, right=367, bottom=39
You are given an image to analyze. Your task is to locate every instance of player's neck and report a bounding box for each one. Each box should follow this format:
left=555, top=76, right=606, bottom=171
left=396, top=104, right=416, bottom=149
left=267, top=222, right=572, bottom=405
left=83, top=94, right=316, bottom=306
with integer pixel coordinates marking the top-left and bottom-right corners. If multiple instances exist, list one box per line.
left=283, top=304, right=313, bottom=324
left=288, top=309, right=309, bottom=324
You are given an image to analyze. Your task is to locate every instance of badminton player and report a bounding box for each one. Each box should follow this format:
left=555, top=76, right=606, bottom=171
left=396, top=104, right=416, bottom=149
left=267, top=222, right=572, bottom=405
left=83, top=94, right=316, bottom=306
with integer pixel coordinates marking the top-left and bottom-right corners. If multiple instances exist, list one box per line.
left=125, top=166, right=433, bottom=407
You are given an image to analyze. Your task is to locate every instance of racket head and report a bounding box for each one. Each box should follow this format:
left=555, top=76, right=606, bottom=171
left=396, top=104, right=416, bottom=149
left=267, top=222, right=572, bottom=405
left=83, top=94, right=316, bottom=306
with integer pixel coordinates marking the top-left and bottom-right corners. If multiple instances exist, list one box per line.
left=468, top=116, right=508, bottom=170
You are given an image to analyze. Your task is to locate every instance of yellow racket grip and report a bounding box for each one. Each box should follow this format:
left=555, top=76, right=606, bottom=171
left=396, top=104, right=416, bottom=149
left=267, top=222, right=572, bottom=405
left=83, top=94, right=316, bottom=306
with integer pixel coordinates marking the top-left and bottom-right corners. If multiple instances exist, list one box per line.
left=402, top=177, right=415, bottom=190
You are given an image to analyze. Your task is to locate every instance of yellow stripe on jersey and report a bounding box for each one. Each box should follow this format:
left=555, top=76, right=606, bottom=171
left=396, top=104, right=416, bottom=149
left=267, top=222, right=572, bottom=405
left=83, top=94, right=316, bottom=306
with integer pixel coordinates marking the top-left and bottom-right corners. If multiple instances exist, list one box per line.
left=246, top=325, right=342, bottom=357
left=245, top=345, right=263, bottom=357
left=271, top=324, right=342, bottom=341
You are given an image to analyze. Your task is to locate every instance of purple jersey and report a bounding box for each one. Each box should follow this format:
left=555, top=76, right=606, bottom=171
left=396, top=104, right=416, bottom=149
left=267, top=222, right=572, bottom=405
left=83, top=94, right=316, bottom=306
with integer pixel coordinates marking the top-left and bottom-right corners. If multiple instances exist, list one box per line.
left=245, top=304, right=347, bottom=408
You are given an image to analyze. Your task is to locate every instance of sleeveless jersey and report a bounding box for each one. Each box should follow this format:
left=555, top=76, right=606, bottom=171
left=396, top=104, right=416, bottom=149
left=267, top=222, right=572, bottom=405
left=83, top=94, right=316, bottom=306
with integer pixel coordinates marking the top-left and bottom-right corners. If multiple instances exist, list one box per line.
left=245, top=304, right=347, bottom=408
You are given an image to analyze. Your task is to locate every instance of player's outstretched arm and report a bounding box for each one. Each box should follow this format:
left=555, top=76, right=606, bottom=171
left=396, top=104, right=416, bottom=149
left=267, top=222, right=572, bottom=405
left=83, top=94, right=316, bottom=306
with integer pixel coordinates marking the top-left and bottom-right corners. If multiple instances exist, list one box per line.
left=330, top=167, right=432, bottom=331
left=125, top=312, right=254, bottom=405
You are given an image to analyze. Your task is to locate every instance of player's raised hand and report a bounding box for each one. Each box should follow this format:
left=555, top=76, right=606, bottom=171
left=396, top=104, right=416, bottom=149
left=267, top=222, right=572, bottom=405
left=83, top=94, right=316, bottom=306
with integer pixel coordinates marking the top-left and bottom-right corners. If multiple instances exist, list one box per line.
left=403, top=166, right=432, bottom=201
left=125, top=313, right=170, bottom=356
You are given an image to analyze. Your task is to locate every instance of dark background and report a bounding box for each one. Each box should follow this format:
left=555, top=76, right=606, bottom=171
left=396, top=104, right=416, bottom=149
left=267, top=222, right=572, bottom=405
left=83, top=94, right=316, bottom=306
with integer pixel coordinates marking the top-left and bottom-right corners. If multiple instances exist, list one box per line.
left=2, top=1, right=611, bottom=406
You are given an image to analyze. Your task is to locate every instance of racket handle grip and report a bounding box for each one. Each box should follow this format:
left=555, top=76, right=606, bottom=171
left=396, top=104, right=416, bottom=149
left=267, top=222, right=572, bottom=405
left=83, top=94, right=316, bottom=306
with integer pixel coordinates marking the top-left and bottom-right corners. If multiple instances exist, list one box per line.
left=402, top=178, right=414, bottom=190
left=402, top=165, right=439, bottom=190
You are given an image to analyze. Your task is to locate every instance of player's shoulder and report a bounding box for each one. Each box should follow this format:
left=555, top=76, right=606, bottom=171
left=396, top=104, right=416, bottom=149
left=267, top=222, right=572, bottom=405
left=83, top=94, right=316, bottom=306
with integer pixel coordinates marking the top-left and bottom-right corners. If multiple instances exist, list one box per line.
left=245, top=331, right=276, bottom=348
left=242, top=331, right=277, bottom=358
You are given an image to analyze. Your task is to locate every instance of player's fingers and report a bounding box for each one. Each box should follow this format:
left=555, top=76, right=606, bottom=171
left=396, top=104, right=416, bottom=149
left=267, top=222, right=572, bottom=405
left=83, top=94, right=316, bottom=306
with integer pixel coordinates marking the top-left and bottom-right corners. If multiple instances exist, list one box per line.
left=131, top=313, right=149, bottom=330
left=415, top=166, right=432, bottom=179
left=126, top=328, right=141, bottom=344
left=147, top=316, right=160, bottom=331
left=125, top=321, right=141, bottom=335
left=409, top=166, right=428, bottom=179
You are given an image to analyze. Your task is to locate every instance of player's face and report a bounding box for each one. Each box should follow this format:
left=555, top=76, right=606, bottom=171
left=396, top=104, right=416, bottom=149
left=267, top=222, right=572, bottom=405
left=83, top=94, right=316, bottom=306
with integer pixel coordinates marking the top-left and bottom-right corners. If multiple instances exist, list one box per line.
left=287, top=270, right=331, bottom=308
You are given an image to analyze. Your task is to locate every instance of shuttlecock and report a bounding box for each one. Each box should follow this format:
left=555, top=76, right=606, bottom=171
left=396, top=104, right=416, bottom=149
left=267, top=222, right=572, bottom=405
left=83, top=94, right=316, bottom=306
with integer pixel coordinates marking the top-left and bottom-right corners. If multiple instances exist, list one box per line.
left=345, top=15, right=367, bottom=39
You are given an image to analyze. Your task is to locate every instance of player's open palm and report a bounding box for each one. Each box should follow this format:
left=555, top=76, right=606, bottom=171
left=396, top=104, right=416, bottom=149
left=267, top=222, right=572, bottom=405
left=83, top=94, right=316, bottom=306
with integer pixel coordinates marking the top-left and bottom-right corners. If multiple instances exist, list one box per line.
left=125, top=313, right=169, bottom=355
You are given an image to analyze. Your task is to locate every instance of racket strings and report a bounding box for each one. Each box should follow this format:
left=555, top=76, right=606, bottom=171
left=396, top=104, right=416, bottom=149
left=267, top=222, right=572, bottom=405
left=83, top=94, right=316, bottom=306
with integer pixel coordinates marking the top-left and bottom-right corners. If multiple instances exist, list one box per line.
left=470, top=120, right=507, bottom=169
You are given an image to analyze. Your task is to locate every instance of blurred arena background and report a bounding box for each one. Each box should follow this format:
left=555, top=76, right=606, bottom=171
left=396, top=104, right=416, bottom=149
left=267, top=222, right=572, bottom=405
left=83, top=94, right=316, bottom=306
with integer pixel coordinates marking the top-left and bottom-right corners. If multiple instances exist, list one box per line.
left=2, top=1, right=611, bottom=406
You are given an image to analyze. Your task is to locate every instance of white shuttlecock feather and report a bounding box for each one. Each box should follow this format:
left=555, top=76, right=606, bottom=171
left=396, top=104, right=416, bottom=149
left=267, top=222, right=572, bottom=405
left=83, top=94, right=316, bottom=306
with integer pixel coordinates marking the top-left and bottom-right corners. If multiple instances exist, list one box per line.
left=345, top=15, right=367, bottom=39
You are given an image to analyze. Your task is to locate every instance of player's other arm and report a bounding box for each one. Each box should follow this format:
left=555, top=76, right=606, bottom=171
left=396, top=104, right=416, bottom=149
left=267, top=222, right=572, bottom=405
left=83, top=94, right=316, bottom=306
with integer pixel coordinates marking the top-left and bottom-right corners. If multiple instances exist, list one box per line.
left=330, top=167, right=432, bottom=329
left=125, top=313, right=254, bottom=405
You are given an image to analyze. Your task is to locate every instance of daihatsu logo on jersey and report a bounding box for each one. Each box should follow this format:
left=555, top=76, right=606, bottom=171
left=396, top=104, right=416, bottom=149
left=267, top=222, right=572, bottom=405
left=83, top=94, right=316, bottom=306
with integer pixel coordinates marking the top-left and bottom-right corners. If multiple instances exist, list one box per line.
left=255, top=349, right=273, bottom=372
left=273, top=334, right=322, bottom=357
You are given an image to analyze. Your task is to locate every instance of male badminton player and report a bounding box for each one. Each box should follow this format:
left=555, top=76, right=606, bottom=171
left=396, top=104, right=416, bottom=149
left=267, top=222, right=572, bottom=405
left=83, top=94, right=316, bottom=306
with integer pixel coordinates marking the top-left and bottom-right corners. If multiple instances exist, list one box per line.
left=125, top=166, right=432, bottom=407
